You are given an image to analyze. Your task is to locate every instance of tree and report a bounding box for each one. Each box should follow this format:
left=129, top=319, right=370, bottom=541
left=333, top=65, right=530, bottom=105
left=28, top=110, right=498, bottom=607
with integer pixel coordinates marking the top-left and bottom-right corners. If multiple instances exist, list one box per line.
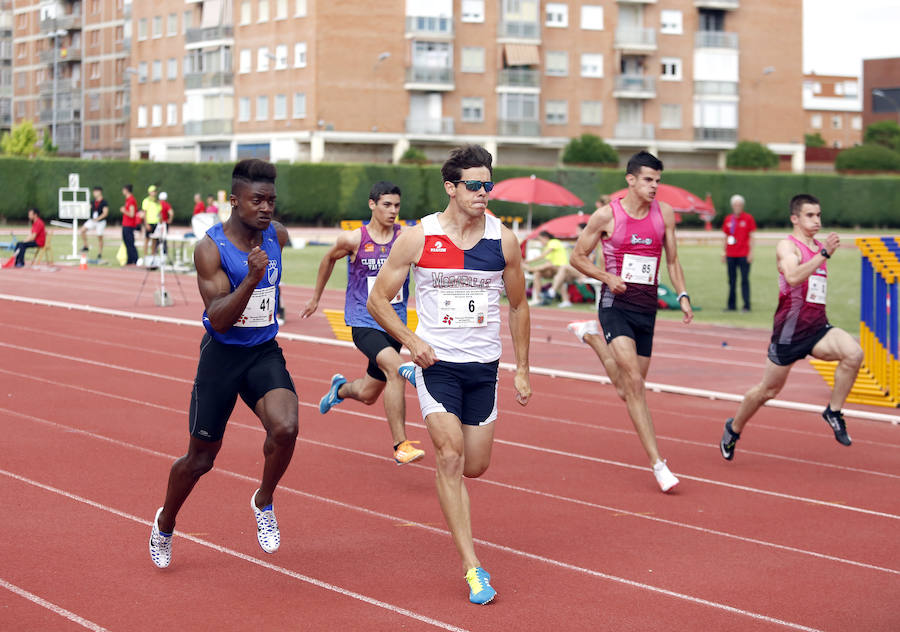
left=561, top=134, right=618, bottom=166
left=834, top=144, right=900, bottom=172
left=41, top=131, right=58, bottom=156
left=863, top=120, right=900, bottom=152
left=398, top=146, right=427, bottom=165
left=0, top=120, right=40, bottom=157
left=804, top=132, right=826, bottom=148
left=725, top=141, right=779, bottom=169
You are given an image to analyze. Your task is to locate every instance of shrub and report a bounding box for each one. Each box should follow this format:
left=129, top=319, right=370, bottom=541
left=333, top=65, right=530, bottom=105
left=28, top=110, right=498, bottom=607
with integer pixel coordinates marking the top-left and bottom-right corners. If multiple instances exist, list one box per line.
left=863, top=120, right=900, bottom=152
left=834, top=144, right=900, bottom=172
left=399, top=147, right=427, bottom=165
left=725, top=141, right=779, bottom=169
left=561, top=134, right=618, bottom=166
left=804, top=133, right=826, bottom=148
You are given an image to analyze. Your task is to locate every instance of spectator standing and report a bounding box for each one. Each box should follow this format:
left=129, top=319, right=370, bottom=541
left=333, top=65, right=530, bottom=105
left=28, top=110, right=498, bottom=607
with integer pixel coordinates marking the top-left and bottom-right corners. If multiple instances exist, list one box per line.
left=121, top=184, right=139, bottom=265
left=192, top=193, right=206, bottom=216
left=723, top=194, right=757, bottom=311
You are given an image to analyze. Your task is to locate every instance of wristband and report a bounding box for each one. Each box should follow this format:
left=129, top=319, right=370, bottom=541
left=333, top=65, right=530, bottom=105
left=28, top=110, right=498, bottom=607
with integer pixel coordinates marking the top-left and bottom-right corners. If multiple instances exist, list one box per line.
left=677, top=292, right=690, bottom=303
left=819, top=248, right=831, bottom=259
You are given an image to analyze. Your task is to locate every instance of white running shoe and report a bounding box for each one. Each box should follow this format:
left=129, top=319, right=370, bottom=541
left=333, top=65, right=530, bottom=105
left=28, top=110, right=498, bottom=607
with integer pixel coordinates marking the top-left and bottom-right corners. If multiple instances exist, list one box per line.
left=557, top=300, right=573, bottom=308
left=149, top=507, right=173, bottom=568
left=653, top=460, right=679, bottom=493
left=567, top=319, right=599, bottom=343
left=251, top=489, right=280, bottom=553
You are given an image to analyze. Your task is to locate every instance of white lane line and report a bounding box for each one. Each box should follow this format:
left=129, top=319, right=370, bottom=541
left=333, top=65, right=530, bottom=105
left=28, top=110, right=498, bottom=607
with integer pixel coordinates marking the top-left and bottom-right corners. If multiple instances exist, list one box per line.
left=2, top=293, right=897, bottom=425
left=0, top=472, right=469, bottom=632
left=0, top=578, right=110, bottom=632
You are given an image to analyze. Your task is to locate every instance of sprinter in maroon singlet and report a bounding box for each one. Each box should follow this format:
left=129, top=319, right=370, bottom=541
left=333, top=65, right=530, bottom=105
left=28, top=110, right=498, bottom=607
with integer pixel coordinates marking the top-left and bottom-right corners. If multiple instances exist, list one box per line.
left=720, top=194, right=863, bottom=460
left=568, top=151, right=693, bottom=493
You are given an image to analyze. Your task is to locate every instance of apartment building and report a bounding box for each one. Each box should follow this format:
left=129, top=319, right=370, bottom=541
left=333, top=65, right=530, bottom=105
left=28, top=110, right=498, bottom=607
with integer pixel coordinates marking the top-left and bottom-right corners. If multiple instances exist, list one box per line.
left=803, top=73, right=862, bottom=149
left=8, top=0, right=129, bottom=157
left=862, top=57, right=900, bottom=130
left=1, top=1, right=12, bottom=135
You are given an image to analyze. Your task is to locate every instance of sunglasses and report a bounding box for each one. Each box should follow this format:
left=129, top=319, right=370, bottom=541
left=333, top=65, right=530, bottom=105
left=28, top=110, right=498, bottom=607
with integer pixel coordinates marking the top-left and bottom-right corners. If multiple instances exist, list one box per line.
left=451, top=180, right=495, bottom=193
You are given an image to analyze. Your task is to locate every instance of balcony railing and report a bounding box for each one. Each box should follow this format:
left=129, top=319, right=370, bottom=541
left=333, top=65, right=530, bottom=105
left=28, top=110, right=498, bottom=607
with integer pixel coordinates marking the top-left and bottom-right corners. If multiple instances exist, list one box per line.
left=694, top=80, right=738, bottom=96
left=613, top=75, right=656, bottom=97
left=184, top=71, right=234, bottom=90
left=40, top=13, right=82, bottom=33
left=39, top=48, right=82, bottom=64
left=405, top=66, right=453, bottom=87
left=614, top=27, right=657, bottom=51
left=694, top=0, right=739, bottom=9
left=498, top=68, right=540, bottom=88
left=695, top=31, right=739, bottom=49
left=405, top=117, right=454, bottom=135
left=405, top=15, right=453, bottom=38
left=0, top=42, right=11, bottom=61
left=184, top=118, right=233, bottom=136
left=694, top=127, right=738, bottom=142
left=39, top=108, right=81, bottom=124
left=498, top=20, right=540, bottom=40
left=38, top=78, right=81, bottom=94
left=614, top=122, right=654, bottom=140
left=185, top=25, right=234, bottom=44
left=498, top=119, right=540, bottom=137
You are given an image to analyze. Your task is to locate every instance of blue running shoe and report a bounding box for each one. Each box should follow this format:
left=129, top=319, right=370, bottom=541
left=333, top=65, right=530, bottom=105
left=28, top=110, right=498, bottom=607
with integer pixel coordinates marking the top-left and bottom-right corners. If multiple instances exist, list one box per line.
left=398, top=362, right=417, bottom=387
left=465, top=567, right=496, bottom=605
left=319, top=374, right=346, bottom=414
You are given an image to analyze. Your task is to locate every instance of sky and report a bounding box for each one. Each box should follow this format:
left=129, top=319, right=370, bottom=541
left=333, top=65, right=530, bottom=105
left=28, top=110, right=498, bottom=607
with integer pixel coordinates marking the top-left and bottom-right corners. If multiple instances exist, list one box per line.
left=803, top=0, right=900, bottom=76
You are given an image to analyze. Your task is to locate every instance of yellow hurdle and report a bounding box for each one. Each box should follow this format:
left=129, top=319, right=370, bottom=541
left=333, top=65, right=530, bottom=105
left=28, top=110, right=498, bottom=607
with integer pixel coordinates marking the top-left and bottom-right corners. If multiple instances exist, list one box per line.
left=323, top=308, right=418, bottom=342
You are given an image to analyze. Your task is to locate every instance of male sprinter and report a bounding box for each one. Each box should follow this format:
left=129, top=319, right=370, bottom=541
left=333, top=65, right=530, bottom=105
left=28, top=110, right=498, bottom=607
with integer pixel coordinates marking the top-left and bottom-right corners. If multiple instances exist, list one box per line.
left=720, top=194, right=863, bottom=459
left=567, top=151, right=692, bottom=492
left=149, top=159, right=298, bottom=568
left=369, top=145, right=531, bottom=604
left=301, top=181, right=425, bottom=465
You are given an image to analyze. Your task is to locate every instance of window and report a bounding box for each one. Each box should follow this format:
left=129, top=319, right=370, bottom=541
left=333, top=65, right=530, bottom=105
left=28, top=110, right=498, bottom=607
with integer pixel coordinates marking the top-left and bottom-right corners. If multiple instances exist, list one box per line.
left=844, top=81, right=858, bottom=96
left=89, top=30, right=98, bottom=48
left=461, top=47, right=485, bottom=73
left=152, top=16, right=162, bottom=38
left=832, top=115, right=842, bottom=129
left=115, top=91, right=124, bottom=109
left=239, top=97, right=251, bottom=122
left=115, top=26, right=123, bottom=42
left=239, top=49, right=251, bottom=73
left=257, top=95, right=269, bottom=120
left=275, top=45, right=288, bottom=69
left=546, top=3, right=568, bottom=28
left=580, top=53, right=603, bottom=78
left=274, top=94, right=287, bottom=119
left=660, top=57, right=682, bottom=81
left=462, top=97, right=485, bottom=122
left=240, top=1, right=251, bottom=25
left=115, top=124, right=125, bottom=139
left=89, top=94, right=100, bottom=111
left=137, top=18, right=147, bottom=40
left=137, top=106, right=147, bottom=127
left=660, top=10, right=682, bottom=35
left=851, top=115, right=862, bottom=130
left=167, top=103, right=177, bottom=125
left=461, top=0, right=484, bottom=23
left=295, top=0, right=307, bottom=17
left=275, top=0, right=288, bottom=19
left=581, top=5, right=603, bottom=30
left=152, top=60, right=162, bottom=82
left=90, top=0, right=100, bottom=15
left=258, top=0, right=269, bottom=22
left=90, top=62, right=100, bottom=79
left=546, top=51, right=568, bottom=77
left=183, top=10, right=193, bottom=32
left=835, top=82, right=844, bottom=96
left=581, top=100, right=602, bottom=125
left=499, top=93, right=539, bottom=121
left=293, top=92, right=306, bottom=118
left=258, top=47, right=270, bottom=71
left=90, top=125, right=100, bottom=142
left=810, top=114, right=822, bottom=129
left=168, top=13, right=177, bottom=36
left=294, top=42, right=307, bottom=68
left=660, top=104, right=682, bottom=129
left=152, top=104, right=162, bottom=127
left=698, top=8, right=725, bottom=32
left=167, top=58, right=177, bottom=80
left=545, top=100, right=567, bottom=125
left=138, top=62, right=148, bottom=83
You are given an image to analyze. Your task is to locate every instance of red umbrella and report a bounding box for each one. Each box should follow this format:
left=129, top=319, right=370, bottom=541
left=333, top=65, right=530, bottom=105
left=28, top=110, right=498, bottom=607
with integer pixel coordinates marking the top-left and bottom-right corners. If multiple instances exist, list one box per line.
left=609, top=183, right=715, bottom=218
left=489, top=175, right=584, bottom=232
left=522, top=212, right=589, bottom=243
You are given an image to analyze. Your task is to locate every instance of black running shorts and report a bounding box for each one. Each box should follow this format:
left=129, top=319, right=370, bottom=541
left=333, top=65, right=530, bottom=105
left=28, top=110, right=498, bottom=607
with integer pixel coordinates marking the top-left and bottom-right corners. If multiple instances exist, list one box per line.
left=598, top=306, right=657, bottom=357
left=767, top=324, right=832, bottom=367
left=351, top=326, right=402, bottom=381
left=189, top=333, right=296, bottom=442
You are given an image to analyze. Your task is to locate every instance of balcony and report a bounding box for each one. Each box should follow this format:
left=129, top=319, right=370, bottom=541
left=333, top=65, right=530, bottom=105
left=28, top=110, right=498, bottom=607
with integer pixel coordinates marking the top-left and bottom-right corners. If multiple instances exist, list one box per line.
left=40, top=13, right=82, bottom=33
left=184, top=71, right=234, bottom=90
left=498, top=119, right=540, bottom=137
left=694, top=80, right=738, bottom=96
left=694, top=127, right=738, bottom=142
left=184, top=119, right=233, bottom=136
left=39, top=48, right=82, bottom=64
left=406, top=117, right=454, bottom=135
left=39, top=108, right=81, bottom=124
left=695, top=31, right=739, bottom=49
left=38, top=78, right=81, bottom=94
left=613, top=75, right=656, bottom=99
left=614, top=122, right=654, bottom=140
left=498, top=68, right=540, bottom=89
left=498, top=20, right=540, bottom=41
left=405, top=15, right=453, bottom=38
left=614, top=27, right=657, bottom=52
left=694, top=0, right=739, bottom=9
left=617, top=0, right=656, bottom=3
left=0, top=42, right=11, bottom=61
left=404, top=66, right=454, bottom=90
left=185, top=26, right=234, bottom=45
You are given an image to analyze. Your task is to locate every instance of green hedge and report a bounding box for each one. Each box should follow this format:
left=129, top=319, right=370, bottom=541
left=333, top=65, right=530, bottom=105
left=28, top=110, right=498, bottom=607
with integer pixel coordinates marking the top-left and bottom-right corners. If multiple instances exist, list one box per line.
left=1, top=156, right=898, bottom=228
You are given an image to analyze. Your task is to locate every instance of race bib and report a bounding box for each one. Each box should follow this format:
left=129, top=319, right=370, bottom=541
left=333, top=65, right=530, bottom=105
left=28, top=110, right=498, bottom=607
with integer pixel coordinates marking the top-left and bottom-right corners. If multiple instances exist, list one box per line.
left=806, top=275, right=827, bottom=305
left=621, top=254, right=657, bottom=285
left=437, top=288, right=488, bottom=328
left=234, top=286, right=276, bottom=327
left=367, top=275, right=403, bottom=305
left=726, top=235, right=736, bottom=245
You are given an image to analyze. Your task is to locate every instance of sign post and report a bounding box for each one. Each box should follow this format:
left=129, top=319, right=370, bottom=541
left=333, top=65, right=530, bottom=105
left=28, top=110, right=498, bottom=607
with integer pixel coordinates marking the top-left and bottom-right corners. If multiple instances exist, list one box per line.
left=58, top=172, right=91, bottom=260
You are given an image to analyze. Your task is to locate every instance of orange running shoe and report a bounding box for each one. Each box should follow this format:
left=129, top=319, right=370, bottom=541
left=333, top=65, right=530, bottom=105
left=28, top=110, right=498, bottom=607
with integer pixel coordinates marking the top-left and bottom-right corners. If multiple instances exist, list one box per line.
left=393, top=440, right=425, bottom=465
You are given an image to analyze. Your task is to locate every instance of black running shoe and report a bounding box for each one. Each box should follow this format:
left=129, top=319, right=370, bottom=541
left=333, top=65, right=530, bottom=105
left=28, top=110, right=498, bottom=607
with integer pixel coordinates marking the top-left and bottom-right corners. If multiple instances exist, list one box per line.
left=720, top=418, right=740, bottom=460
left=823, top=406, right=852, bottom=446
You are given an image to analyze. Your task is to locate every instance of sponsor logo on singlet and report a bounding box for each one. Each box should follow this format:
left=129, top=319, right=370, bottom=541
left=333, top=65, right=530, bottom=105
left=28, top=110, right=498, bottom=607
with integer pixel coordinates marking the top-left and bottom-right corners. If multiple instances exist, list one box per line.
left=430, top=239, right=447, bottom=253
left=267, top=259, right=278, bottom=284
left=630, top=234, right=653, bottom=245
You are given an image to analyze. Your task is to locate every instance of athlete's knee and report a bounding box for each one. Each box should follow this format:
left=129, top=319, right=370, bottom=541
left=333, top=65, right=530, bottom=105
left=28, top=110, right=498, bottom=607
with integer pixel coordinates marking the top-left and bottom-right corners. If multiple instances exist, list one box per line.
left=844, top=344, right=864, bottom=368
left=758, top=382, right=782, bottom=402
left=463, top=459, right=490, bottom=479
left=619, top=369, right=645, bottom=396
left=267, top=417, right=299, bottom=445
left=434, top=446, right=464, bottom=478
left=183, top=449, right=217, bottom=478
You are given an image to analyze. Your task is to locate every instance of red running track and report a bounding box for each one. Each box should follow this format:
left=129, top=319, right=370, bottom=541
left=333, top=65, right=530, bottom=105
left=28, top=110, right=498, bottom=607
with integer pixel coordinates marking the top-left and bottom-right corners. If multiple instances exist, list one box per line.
left=1, top=268, right=899, bottom=631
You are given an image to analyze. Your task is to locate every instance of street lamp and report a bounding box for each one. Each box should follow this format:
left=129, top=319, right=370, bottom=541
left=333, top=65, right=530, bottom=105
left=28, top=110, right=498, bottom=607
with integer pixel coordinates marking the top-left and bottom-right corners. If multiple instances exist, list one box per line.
left=872, top=89, right=900, bottom=124
left=50, top=28, right=68, bottom=149
left=372, top=52, right=390, bottom=132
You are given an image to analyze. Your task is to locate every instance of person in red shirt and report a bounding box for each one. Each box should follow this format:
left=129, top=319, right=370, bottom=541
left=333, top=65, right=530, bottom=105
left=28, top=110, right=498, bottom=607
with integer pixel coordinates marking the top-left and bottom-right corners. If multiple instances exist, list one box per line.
left=722, top=194, right=757, bottom=311
left=192, top=193, right=205, bottom=215
left=121, top=184, right=140, bottom=264
left=13, top=208, right=46, bottom=267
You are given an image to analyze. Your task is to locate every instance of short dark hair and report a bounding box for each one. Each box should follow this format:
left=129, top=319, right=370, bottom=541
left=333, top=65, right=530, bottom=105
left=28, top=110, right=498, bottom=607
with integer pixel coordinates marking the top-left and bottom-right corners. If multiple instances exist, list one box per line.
left=29, top=207, right=40, bottom=217
left=232, top=158, right=277, bottom=193
left=577, top=222, right=588, bottom=230
left=369, top=181, right=401, bottom=203
left=441, top=144, right=493, bottom=183
left=790, top=193, right=820, bottom=215
left=539, top=230, right=553, bottom=239
left=92, top=186, right=103, bottom=192
left=626, top=150, right=663, bottom=176
left=123, top=184, right=133, bottom=193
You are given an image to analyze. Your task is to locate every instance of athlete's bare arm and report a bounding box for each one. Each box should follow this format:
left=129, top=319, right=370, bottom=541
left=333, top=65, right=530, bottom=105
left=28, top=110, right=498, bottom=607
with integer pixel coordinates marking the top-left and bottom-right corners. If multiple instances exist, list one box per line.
left=195, top=236, right=268, bottom=332
left=274, top=221, right=290, bottom=251
left=300, top=229, right=361, bottom=318
left=367, top=226, right=436, bottom=367
left=777, top=233, right=839, bottom=287
left=660, top=202, right=693, bottom=323
left=500, top=225, right=532, bottom=406
left=570, top=204, right=625, bottom=293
